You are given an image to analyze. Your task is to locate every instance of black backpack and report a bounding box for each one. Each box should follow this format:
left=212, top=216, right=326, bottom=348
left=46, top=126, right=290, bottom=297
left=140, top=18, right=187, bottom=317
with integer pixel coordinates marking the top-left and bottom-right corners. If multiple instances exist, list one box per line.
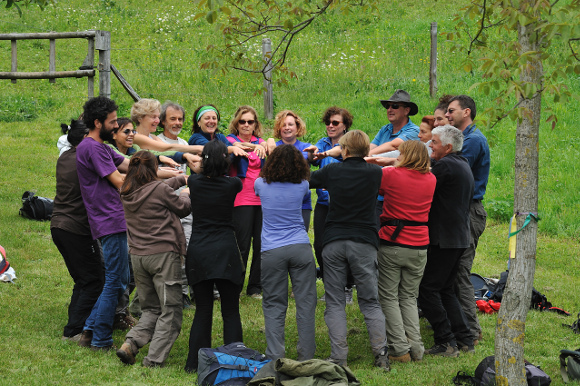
left=560, top=348, right=580, bottom=383
left=453, top=355, right=551, bottom=386
left=19, top=191, right=54, bottom=221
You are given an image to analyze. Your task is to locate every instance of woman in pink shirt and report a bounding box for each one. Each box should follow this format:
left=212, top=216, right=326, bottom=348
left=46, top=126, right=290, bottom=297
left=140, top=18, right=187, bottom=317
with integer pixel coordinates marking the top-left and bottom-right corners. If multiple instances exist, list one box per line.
left=226, top=106, right=267, bottom=298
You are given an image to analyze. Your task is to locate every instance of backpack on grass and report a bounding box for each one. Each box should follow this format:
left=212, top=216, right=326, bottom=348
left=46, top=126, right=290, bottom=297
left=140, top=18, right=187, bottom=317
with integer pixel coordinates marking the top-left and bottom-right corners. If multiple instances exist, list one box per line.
left=19, top=191, right=53, bottom=221
left=560, top=349, right=580, bottom=383
left=197, top=342, right=270, bottom=386
left=453, top=355, right=551, bottom=386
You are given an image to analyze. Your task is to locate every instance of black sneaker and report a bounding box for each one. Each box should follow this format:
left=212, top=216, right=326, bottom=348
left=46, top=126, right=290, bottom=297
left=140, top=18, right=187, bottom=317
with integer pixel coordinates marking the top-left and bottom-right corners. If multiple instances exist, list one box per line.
left=425, top=342, right=460, bottom=357
left=374, top=348, right=391, bottom=371
left=183, top=294, right=194, bottom=309
left=457, top=340, right=475, bottom=353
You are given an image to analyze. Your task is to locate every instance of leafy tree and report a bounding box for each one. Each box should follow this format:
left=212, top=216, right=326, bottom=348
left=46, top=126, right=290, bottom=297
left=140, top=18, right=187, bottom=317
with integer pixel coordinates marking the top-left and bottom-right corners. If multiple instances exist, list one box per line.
left=450, top=0, right=580, bottom=384
left=190, top=0, right=378, bottom=86
left=2, top=0, right=51, bottom=16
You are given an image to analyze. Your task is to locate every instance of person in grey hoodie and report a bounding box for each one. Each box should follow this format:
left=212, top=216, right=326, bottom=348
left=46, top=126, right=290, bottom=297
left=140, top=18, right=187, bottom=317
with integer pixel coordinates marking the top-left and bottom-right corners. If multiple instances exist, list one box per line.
left=115, top=150, right=193, bottom=368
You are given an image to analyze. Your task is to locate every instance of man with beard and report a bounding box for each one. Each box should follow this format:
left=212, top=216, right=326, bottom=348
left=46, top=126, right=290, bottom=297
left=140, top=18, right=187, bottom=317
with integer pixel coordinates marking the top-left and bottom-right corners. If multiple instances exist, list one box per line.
left=76, top=96, right=131, bottom=351
left=157, top=101, right=195, bottom=308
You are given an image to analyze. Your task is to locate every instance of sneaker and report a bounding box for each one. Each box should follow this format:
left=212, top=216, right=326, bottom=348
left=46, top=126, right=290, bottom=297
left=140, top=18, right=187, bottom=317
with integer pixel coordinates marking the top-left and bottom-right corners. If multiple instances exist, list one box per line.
left=213, top=287, right=220, bottom=300
left=250, top=293, right=263, bottom=300
left=183, top=294, right=194, bottom=309
left=78, top=330, right=93, bottom=348
left=345, top=287, right=354, bottom=305
left=325, top=357, right=347, bottom=367
left=374, top=349, right=391, bottom=371
left=388, top=352, right=411, bottom=363
left=116, top=342, right=136, bottom=365
left=425, top=342, right=460, bottom=358
left=62, top=333, right=82, bottom=342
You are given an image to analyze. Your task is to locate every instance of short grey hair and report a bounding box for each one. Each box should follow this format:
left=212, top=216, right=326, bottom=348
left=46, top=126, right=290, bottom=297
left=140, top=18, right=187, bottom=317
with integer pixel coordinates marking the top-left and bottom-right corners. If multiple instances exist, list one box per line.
left=431, top=124, right=464, bottom=153
left=159, top=100, right=186, bottom=129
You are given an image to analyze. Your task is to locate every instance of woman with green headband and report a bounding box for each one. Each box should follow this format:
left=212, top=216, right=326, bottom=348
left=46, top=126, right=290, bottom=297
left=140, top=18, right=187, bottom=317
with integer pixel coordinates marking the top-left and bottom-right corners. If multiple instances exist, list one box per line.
left=188, top=104, right=248, bottom=158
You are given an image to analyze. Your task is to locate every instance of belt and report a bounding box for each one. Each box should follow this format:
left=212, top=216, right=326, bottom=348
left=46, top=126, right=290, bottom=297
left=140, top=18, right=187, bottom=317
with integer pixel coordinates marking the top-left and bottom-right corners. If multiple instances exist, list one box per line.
left=380, top=219, right=428, bottom=241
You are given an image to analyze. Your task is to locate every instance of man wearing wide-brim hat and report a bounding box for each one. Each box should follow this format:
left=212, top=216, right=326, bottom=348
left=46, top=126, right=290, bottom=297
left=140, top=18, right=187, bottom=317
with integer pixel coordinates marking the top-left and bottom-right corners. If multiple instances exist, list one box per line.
left=368, top=89, right=420, bottom=156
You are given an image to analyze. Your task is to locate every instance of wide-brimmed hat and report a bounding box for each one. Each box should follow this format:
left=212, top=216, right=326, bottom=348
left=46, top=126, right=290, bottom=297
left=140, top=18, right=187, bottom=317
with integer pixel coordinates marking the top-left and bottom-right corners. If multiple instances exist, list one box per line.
left=380, top=89, right=418, bottom=116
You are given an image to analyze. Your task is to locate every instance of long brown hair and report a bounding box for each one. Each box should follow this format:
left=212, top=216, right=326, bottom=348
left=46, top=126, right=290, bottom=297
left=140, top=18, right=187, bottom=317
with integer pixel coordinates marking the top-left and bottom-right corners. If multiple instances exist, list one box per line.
left=396, top=140, right=430, bottom=173
left=120, top=150, right=159, bottom=195
left=261, top=145, right=310, bottom=184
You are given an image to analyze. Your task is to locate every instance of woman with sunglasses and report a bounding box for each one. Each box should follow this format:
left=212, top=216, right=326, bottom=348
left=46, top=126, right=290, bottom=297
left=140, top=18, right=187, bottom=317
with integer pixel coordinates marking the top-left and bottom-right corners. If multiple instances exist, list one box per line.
left=109, top=118, right=199, bottom=173
left=226, top=106, right=267, bottom=298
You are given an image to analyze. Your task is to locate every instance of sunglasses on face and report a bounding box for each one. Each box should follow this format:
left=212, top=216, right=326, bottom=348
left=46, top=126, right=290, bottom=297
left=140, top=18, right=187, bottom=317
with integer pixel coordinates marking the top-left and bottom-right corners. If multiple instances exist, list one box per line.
left=385, top=103, right=404, bottom=110
left=326, top=120, right=343, bottom=126
left=122, top=129, right=137, bottom=135
left=238, top=119, right=255, bottom=125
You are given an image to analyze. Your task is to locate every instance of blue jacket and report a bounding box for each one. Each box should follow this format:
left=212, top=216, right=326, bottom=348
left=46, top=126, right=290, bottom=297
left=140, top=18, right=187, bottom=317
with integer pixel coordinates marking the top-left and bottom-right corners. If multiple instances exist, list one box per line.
left=459, top=124, right=490, bottom=200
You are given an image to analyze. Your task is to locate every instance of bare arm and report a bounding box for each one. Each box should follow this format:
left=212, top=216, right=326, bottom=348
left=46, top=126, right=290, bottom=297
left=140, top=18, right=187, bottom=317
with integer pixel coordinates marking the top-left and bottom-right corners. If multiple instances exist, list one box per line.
left=265, top=138, right=277, bottom=155
left=368, top=138, right=403, bottom=156
left=117, top=157, right=129, bottom=174
left=364, top=156, right=397, bottom=167
left=134, top=133, right=203, bottom=154
left=106, top=170, right=125, bottom=190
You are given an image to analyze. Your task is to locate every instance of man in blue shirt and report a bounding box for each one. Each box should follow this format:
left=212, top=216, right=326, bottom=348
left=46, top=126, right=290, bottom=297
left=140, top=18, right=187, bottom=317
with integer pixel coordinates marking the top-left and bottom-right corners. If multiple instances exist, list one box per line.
left=445, top=95, right=490, bottom=345
left=369, top=89, right=420, bottom=156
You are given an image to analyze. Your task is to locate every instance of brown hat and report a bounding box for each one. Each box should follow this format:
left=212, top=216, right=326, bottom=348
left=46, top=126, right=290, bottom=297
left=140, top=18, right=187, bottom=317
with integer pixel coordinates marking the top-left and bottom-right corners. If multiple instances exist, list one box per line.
left=380, top=89, right=418, bottom=116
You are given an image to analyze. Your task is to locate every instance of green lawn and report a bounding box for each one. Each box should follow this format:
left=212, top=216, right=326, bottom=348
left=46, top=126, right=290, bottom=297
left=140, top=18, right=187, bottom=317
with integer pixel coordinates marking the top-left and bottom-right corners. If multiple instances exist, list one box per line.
left=1, top=0, right=579, bottom=384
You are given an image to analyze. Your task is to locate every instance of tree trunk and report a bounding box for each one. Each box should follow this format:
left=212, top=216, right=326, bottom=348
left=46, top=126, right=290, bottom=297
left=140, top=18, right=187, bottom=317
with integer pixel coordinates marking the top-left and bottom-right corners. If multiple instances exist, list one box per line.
left=494, top=5, right=542, bottom=386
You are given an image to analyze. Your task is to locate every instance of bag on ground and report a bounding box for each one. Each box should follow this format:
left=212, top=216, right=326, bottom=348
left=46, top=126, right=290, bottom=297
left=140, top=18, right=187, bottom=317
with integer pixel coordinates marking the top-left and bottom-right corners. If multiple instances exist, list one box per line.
left=560, top=349, right=580, bottom=383
left=197, top=342, right=270, bottom=386
left=453, top=355, right=551, bottom=386
left=19, top=191, right=53, bottom=221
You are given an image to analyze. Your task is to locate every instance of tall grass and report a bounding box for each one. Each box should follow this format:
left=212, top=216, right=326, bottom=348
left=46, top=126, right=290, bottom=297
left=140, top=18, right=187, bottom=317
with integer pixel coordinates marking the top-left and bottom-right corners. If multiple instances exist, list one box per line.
left=1, top=1, right=579, bottom=384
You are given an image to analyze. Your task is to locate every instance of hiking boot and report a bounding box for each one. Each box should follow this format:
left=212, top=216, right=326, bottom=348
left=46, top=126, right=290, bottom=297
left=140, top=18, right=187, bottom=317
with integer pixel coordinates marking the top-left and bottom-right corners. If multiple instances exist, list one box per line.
left=113, top=313, right=137, bottom=330
left=389, top=352, right=411, bottom=363
left=345, top=287, right=354, bottom=305
left=62, top=333, right=82, bottom=342
left=374, top=349, right=391, bottom=371
left=325, top=357, right=347, bottom=367
left=78, top=330, right=93, bottom=348
left=143, top=357, right=165, bottom=368
left=457, top=341, right=475, bottom=353
left=116, top=342, right=136, bottom=365
left=425, top=342, right=460, bottom=357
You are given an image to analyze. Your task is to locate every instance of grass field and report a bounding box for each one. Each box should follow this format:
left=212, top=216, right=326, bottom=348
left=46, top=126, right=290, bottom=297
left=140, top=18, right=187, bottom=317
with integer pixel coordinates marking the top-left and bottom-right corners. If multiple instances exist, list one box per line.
left=1, top=0, right=579, bottom=384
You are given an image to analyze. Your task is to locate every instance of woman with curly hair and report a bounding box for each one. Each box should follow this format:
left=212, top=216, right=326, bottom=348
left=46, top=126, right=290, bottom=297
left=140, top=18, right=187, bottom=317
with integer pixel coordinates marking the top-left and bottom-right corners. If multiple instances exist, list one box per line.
left=116, top=150, right=191, bottom=368
left=226, top=106, right=267, bottom=298
left=184, top=140, right=244, bottom=373
left=254, top=145, right=317, bottom=361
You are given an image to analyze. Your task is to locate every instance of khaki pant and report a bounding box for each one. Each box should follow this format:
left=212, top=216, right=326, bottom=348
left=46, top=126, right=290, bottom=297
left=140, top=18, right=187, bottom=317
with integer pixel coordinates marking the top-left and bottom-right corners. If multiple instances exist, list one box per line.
left=378, top=245, right=426, bottom=358
left=125, top=251, right=183, bottom=365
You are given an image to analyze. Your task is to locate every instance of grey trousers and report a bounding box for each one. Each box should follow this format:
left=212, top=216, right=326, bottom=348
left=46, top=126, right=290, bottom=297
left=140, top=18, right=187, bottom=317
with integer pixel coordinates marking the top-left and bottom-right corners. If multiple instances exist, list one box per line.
left=181, top=214, right=193, bottom=296
left=323, top=240, right=387, bottom=361
left=455, top=200, right=487, bottom=339
left=261, top=243, right=317, bottom=361
left=125, top=251, right=183, bottom=365
left=377, top=244, right=426, bottom=358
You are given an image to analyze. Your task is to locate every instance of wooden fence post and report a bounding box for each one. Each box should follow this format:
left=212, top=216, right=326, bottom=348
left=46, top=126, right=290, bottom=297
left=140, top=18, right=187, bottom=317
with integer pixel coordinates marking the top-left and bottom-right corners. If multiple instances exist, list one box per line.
left=11, top=40, right=16, bottom=84
left=262, top=38, right=274, bottom=120
left=429, top=22, right=437, bottom=98
left=95, top=30, right=111, bottom=98
left=49, top=39, right=56, bottom=84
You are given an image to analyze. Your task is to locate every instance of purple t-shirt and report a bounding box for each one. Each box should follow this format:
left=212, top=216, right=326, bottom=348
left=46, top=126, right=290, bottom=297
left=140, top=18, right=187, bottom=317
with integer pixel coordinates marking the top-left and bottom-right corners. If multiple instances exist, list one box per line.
left=76, top=137, right=127, bottom=239
left=254, top=178, right=310, bottom=252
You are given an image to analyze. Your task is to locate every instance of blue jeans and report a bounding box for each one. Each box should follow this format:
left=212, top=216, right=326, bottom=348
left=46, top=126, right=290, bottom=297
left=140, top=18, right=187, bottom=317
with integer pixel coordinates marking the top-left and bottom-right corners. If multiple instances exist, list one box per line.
left=83, top=232, right=130, bottom=347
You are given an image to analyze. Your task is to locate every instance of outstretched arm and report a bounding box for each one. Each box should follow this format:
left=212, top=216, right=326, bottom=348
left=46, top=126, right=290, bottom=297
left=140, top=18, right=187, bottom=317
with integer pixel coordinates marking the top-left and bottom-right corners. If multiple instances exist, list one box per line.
left=134, top=133, right=203, bottom=154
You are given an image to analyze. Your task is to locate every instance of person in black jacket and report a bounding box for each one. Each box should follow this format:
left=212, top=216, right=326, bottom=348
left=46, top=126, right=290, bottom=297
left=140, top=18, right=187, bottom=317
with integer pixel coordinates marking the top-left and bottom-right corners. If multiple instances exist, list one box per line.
left=419, top=125, right=475, bottom=357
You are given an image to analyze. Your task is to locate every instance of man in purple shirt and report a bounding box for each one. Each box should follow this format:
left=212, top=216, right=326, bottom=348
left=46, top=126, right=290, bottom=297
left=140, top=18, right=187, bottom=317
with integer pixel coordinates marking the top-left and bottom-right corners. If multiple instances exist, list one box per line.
left=76, top=97, right=130, bottom=351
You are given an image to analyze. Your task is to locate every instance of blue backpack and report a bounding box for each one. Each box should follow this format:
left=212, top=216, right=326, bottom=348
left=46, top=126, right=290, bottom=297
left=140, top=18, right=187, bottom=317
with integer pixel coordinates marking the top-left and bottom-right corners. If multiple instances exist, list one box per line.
left=197, top=342, right=270, bottom=386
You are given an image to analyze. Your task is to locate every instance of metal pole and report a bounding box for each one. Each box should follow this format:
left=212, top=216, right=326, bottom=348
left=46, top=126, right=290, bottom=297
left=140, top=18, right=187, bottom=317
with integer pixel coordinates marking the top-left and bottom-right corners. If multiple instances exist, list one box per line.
left=262, top=38, right=274, bottom=120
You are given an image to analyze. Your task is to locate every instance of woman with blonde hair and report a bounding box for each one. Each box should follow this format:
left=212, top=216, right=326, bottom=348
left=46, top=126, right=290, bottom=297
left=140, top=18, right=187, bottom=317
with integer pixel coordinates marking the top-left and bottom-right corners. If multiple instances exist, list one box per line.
left=226, top=106, right=267, bottom=297
left=377, top=140, right=436, bottom=363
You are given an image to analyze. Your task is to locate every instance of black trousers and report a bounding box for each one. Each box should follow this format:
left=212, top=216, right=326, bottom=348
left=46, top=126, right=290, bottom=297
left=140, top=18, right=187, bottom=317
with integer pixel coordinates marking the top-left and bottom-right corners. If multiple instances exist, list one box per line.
left=185, top=279, right=243, bottom=372
left=51, top=227, right=104, bottom=337
left=418, top=245, right=472, bottom=346
left=232, top=205, right=262, bottom=295
left=313, top=203, right=329, bottom=276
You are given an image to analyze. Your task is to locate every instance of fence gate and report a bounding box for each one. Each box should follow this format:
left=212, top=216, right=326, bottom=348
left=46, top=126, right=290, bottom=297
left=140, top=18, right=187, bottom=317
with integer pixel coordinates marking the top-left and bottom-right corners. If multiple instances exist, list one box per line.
left=0, top=30, right=111, bottom=98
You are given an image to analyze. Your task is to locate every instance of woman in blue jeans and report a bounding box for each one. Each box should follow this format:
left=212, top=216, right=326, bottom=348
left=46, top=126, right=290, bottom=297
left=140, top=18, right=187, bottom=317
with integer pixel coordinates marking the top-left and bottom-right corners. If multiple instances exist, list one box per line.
left=184, top=140, right=244, bottom=373
left=254, top=145, right=317, bottom=361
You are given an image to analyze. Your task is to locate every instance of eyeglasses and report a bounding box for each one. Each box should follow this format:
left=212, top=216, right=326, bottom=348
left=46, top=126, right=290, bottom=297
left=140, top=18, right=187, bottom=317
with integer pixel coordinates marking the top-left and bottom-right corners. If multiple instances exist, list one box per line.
left=238, top=119, right=255, bottom=125
left=385, top=103, right=404, bottom=110
left=122, top=129, right=137, bottom=135
left=326, top=120, right=343, bottom=126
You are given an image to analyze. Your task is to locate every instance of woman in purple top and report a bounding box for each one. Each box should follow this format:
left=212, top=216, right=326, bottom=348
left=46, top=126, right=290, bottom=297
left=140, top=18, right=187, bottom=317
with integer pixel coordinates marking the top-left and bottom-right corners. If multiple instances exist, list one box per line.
left=266, top=110, right=316, bottom=230
left=254, top=145, right=317, bottom=361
